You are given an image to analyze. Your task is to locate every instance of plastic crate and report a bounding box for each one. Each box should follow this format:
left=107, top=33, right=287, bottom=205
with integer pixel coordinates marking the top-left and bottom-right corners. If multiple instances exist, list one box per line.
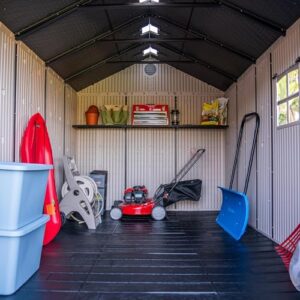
left=0, top=162, right=52, bottom=230
left=0, top=215, right=49, bottom=295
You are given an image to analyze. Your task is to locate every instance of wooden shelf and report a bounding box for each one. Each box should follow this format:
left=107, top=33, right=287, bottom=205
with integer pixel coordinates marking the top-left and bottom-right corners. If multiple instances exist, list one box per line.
left=72, top=124, right=228, bottom=129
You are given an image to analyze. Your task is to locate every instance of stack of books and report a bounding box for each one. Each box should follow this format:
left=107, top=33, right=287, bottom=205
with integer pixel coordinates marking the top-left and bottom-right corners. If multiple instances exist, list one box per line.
left=132, top=105, right=169, bottom=125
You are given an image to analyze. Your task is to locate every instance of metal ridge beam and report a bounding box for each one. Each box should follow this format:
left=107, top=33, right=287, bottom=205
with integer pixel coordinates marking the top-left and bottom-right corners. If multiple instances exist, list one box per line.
left=83, top=37, right=228, bottom=43
left=46, top=14, right=147, bottom=64
left=84, top=2, right=218, bottom=9
left=216, top=0, right=286, bottom=35
left=155, top=15, right=255, bottom=62
left=65, top=44, right=142, bottom=81
left=15, top=0, right=94, bottom=38
left=107, top=60, right=194, bottom=64
left=159, top=43, right=237, bottom=81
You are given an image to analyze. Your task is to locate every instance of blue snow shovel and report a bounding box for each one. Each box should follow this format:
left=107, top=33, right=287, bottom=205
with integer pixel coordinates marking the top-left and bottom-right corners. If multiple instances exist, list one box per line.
left=217, top=112, right=260, bottom=240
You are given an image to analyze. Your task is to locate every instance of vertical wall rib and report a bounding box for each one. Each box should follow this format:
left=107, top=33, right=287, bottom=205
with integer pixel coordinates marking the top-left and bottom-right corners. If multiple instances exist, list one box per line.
left=45, top=68, right=65, bottom=197
left=65, top=84, right=77, bottom=157
left=224, top=83, right=237, bottom=188
left=236, top=66, right=257, bottom=228
left=15, top=41, right=45, bottom=161
left=272, top=19, right=300, bottom=242
left=256, top=52, right=273, bottom=238
left=0, top=23, right=15, bottom=161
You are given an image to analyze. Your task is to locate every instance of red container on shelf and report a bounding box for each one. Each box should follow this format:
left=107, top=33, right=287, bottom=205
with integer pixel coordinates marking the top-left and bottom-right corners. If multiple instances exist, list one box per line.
left=132, top=104, right=169, bottom=126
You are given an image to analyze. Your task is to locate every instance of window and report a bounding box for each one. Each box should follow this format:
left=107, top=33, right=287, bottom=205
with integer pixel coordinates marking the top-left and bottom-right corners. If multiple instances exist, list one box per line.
left=276, top=67, right=299, bottom=127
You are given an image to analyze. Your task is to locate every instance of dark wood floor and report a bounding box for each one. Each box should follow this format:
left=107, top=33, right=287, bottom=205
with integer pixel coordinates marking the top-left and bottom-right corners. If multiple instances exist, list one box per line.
left=3, top=212, right=300, bottom=300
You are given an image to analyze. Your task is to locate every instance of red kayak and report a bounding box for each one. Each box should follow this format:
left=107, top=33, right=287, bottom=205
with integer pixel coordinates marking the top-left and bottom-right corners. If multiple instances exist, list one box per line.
left=20, top=113, right=61, bottom=245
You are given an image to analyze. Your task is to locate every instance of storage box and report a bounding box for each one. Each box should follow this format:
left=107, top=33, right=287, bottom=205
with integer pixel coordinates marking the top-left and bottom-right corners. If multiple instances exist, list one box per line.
left=132, top=104, right=169, bottom=125
left=89, top=170, right=108, bottom=215
left=0, top=215, right=49, bottom=295
left=0, top=162, right=52, bottom=230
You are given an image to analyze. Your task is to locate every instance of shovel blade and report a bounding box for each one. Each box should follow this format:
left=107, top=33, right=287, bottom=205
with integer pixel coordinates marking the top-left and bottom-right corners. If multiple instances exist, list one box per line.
left=216, top=187, right=249, bottom=240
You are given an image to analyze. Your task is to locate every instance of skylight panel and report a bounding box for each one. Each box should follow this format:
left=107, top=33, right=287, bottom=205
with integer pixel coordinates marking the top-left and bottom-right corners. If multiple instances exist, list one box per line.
left=139, top=0, right=159, bottom=3
left=143, top=46, right=158, bottom=56
left=141, top=24, right=159, bottom=35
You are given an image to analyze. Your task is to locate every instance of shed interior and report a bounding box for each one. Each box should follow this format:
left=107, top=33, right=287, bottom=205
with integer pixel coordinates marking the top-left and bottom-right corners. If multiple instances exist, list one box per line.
left=0, top=0, right=300, bottom=299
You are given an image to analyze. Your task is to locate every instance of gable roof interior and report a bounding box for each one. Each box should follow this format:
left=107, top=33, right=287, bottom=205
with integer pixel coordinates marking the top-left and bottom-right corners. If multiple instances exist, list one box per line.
left=0, top=0, right=299, bottom=91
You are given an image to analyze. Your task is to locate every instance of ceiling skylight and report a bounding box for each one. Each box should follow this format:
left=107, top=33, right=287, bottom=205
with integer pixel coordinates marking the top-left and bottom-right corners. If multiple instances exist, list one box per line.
left=141, top=24, right=159, bottom=35
left=139, top=0, right=159, bottom=3
left=143, top=46, right=158, bottom=56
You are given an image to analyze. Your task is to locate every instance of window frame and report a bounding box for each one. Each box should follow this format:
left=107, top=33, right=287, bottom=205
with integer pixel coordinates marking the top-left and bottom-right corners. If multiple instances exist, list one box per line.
left=276, top=64, right=300, bottom=129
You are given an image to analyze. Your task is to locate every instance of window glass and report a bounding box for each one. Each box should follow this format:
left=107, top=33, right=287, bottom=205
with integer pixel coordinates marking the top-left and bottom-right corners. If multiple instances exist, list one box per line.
left=288, top=69, right=299, bottom=96
left=277, top=75, right=287, bottom=101
left=288, top=97, right=300, bottom=123
left=277, top=102, right=288, bottom=126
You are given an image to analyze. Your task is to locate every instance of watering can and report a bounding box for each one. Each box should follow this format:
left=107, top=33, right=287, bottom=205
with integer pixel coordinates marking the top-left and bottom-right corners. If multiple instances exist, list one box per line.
left=216, top=112, right=260, bottom=240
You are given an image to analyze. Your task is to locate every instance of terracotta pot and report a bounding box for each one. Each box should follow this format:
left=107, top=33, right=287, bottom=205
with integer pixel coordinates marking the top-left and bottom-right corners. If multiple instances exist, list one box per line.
left=85, top=105, right=99, bottom=125
left=85, top=112, right=99, bottom=125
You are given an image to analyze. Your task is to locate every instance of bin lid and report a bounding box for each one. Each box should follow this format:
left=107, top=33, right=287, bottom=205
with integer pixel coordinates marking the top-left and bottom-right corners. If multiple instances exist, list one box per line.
left=0, top=215, right=50, bottom=237
left=0, top=162, right=53, bottom=171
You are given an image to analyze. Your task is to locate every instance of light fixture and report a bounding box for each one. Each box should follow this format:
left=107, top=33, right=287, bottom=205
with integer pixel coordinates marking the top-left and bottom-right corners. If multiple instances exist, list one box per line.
left=143, top=46, right=158, bottom=56
left=141, top=23, right=159, bottom=35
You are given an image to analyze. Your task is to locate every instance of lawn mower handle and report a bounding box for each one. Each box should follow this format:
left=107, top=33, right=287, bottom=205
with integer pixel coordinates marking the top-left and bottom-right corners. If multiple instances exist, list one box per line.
left=173, top=148, right=206, bottom=184
left=153, top=148, right=205, bottom=203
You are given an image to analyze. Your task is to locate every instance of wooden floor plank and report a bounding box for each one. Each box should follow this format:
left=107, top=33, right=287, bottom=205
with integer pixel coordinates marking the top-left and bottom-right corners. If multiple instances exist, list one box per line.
left=4, top=211, right=298, bottom=300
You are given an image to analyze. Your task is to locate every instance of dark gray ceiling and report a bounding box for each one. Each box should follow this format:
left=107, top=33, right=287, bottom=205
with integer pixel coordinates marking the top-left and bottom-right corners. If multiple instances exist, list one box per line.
left=0, top=0, right=299, bottom=91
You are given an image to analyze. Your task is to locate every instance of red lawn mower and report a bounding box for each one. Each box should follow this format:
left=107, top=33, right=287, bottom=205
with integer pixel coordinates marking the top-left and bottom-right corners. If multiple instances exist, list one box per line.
left=110, top=148, right=205, bottom=221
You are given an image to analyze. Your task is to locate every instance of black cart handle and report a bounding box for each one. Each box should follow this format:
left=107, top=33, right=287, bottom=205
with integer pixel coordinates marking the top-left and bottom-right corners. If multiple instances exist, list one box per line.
left=229, top=112, right=260, bottom=194
left=173, top=148, right=206, bottom=184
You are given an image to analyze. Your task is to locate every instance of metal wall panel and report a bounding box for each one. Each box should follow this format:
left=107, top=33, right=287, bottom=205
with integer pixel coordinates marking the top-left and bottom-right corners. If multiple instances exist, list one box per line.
left=224, top=83, right=237, bottom=188
left=65, top=84, right=77, bottom=157
left=15, top=41, right=45, bottom=161
left=256, top=53, right=273, bottom=238
left=237, top=66, right=257, bottom=228
left=175, top=129, right=225, bottom=211
left=77, top=94, right=124, bottom=124
left=0, top=23, right=15, bottom=161
left=45, top=68, right=65, bottom=198
left=81, top=63, right=222, bottom=95
left=272, top=18, right=300, bottom=76
left=271, top=19, right=300, bottom=243
left=77, top=63, right=225, bottom=210
left=76, top=129, right=125, bottom=211
left=126, top=129, right=175, bottom=200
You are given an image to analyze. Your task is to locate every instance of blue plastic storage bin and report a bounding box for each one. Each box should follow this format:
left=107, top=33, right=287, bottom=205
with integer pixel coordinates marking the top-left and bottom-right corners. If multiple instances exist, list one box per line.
left=0, top=214, right=49, bottom=295
left=0, top=162, right=52, bottom=230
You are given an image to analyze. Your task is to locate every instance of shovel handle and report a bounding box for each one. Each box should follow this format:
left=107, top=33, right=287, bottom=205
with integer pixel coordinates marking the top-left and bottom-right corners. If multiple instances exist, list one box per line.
left=229, top=112, right=260, bottom=194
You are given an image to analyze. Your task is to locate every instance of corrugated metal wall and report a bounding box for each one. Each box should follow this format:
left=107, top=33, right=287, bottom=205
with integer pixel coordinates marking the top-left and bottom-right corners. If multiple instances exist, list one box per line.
left=175, top=129, right=225, bottom=211
left=256, top=52, right=273, bottom=238
left=225, top=18, right=300, bottom=242
left=77, top=64, right=225, bottom=210
left=0, top=23, right=15, bottom=161
left=76, top=129, right=126, bottom=206
left=0, top=22, right=77, bottom=202
left=272, top=19, right=300, bottom=242
left=15, top=41, right=45, bottom=161
left=46, top=68, right=65, bottom=196
left=65, top=84, right=77, bottom=157
left=236, top=66, right=257, bottom=228
left=81, top=63, right=221, bottom=96
left=224, top=83, right=237, bottom=188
